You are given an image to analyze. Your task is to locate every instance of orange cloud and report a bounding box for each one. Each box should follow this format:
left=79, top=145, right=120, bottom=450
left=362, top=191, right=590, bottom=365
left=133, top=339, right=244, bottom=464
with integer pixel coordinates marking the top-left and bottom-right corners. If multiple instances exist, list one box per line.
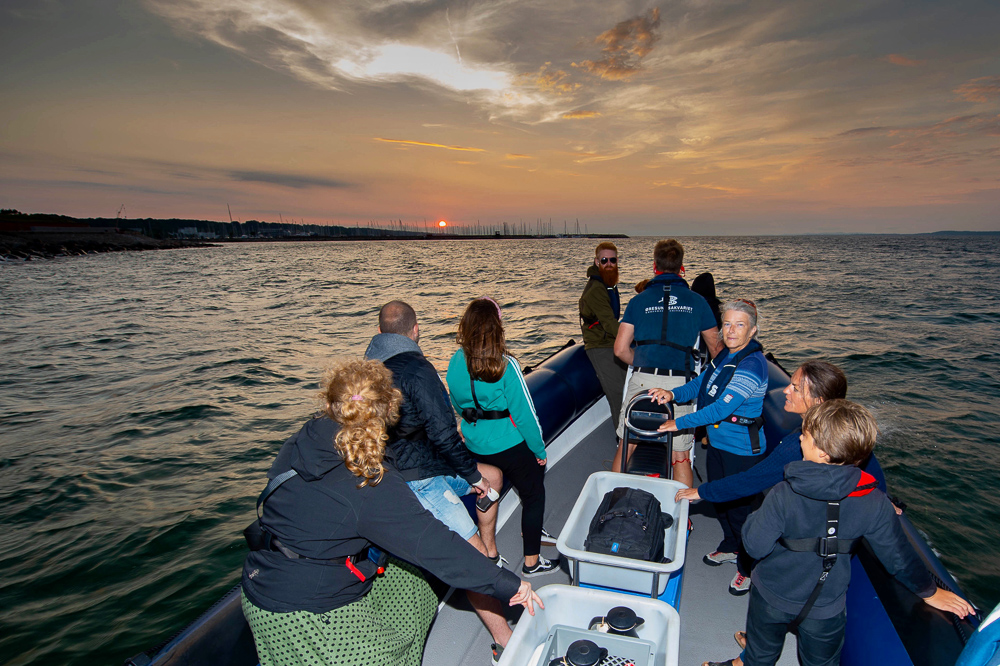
left=574, top=8, right=660, bottom=81
left=562, top=110, right=602, bottom=119
left=374, top=138, right=486, bottom=152
left=954, top=76, right=1000, bottom=103
left=504, top=154, right=532, bottom=160
left=884, top=54, right=925, bottom=67
left=651, top=179, right=750, bottom=195
left=517, top=63, right=580, bottom=94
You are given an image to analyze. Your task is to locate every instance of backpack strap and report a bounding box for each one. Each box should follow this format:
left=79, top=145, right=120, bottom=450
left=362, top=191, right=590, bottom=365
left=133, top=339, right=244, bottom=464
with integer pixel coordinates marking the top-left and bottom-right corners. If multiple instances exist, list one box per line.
left=461, top=375, right=511, bottom=424
left=786, top=501, right=844, bottom=632
left=256, top=469, right=298, bottom=518
left=247, top=468, right=387, bottom=579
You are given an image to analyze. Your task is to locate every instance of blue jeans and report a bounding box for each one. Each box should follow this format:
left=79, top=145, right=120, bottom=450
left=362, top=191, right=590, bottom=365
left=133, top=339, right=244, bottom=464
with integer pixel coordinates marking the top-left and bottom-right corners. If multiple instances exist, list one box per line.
left=406, top=475, right=478, bottom=541
left=743, top=586, right=846, bottom=666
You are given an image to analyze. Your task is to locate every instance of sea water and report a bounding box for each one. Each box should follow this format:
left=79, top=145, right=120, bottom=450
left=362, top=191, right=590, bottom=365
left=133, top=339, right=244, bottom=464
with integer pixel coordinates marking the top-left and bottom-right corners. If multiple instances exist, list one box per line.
left=1, top=235, right=998, bottom=665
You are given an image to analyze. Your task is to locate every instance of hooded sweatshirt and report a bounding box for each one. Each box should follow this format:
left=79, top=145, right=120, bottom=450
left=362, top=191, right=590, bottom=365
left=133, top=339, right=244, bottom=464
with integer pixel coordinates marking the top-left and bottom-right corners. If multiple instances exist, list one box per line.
left=241, top=416, right=521, bottom=613
left=743, top=460, right=935, bottom=619
left=365, top=333, right=482, bottom=485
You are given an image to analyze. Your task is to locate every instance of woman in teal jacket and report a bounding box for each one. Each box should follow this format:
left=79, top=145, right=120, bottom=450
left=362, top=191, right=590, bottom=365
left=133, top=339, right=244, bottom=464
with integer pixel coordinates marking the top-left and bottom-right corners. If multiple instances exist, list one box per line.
left=447, top=297, right=558, bottom=578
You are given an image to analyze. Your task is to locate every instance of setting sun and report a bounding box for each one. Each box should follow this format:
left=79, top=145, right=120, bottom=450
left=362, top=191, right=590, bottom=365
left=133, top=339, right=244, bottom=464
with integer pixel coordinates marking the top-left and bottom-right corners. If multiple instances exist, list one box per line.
left=438, top=220, right=447, bottom=228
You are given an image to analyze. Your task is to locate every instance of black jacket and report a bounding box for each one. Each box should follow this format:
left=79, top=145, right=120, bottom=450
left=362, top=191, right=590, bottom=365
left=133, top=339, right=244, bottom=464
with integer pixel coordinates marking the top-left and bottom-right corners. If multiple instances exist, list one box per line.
left=365, top=333, right=482, bottom=485
left=743, top=461, right=935, bottom=619
left=241, top=416, right=520, bottom=613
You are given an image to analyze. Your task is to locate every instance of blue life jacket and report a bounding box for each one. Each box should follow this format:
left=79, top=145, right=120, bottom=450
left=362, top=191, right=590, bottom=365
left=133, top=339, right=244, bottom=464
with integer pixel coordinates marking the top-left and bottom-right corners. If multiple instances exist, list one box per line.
left=633, top=275, right=700, bottom=378
left=696, top=340, right=766, bottom=454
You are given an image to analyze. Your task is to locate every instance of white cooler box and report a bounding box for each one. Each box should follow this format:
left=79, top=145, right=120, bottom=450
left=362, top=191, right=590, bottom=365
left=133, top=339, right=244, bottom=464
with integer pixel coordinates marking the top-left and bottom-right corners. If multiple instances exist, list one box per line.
left=555, top=471, right=689, bottom=598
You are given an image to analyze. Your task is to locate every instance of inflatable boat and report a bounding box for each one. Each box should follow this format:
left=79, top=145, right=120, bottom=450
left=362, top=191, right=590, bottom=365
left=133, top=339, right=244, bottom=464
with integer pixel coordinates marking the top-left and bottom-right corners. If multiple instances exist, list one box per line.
left=125, top=341, right=991, bottom=666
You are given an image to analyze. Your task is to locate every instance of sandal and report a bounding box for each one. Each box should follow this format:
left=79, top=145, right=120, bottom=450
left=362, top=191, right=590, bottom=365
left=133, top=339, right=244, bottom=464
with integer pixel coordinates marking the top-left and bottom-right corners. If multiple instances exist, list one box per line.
left=735, top=631, right=747, bottom=649
left=701, top=660, right=736, bottom=666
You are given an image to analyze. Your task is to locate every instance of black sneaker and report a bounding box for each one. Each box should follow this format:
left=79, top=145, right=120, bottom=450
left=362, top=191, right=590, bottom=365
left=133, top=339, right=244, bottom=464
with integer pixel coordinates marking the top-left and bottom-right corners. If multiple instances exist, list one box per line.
left=488, top=553, right=509, bottom=568
left=491, top=642, right=504, bottom=666
left=522, top=555, right=559, bottom=577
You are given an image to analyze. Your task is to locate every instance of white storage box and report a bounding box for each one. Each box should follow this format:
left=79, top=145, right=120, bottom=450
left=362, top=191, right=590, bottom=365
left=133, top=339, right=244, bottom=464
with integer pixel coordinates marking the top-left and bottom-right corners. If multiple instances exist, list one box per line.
left=556, top=472, right=689, bottom=597
left=499, top=584, right=680, bottom=666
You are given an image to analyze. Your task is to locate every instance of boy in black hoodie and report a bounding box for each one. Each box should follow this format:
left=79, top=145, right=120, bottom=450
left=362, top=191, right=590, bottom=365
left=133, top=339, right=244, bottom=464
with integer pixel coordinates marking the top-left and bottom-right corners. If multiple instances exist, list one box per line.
left=737, top=400, right=973, bottom=666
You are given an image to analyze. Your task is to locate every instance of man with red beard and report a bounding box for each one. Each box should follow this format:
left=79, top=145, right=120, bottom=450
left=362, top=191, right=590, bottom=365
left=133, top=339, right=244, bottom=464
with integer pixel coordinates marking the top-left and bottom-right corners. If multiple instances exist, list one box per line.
left=580, top=242, right=629, bottom=434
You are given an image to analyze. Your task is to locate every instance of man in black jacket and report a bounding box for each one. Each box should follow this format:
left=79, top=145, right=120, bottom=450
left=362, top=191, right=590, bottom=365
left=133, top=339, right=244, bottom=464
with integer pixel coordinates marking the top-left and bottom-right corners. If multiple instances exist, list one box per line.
left=365, top=300, right=512, bottom=655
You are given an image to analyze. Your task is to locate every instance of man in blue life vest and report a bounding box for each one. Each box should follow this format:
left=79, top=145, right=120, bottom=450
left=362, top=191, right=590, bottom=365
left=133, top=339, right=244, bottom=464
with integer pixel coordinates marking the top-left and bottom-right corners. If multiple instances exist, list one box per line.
left=612, top=240, right=722, bottom=486
left=579, top=242, right=629, bottom=434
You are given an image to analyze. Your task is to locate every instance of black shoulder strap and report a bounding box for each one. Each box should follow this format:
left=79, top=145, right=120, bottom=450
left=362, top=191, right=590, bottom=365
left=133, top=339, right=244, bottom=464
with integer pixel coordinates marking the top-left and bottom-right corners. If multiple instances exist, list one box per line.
left=659, top=284, right=672, bottom=348
left=256, top=469, right=298, bottom=518
left=633, top=284, right=698, bottom=379
left=461, top=375, right=511, bottom=424
left=787, top=501, right=843, bottom=631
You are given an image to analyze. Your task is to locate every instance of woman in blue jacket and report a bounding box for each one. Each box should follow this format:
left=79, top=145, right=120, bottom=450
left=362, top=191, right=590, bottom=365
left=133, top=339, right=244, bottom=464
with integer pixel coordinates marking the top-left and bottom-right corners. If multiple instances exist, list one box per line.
left=651, top=299, right=768, bottom=596
left=675, top=360, right=886, bottom=505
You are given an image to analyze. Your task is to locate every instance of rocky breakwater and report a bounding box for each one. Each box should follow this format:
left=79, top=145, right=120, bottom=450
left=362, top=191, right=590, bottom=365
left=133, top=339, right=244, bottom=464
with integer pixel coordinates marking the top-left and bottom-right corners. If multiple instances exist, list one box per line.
left=0, top=231, right=213, bottom=262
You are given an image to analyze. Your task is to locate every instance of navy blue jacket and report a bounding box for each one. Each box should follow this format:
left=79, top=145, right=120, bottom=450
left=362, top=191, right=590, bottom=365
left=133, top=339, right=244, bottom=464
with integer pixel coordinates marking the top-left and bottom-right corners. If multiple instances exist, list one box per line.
left=241, top=416, right=520, bottom=613
left=744, top=461, right=935, bottom=619
left=365, top=333, right=482, bottom=486
left=699, top=429, right=887, bottom=503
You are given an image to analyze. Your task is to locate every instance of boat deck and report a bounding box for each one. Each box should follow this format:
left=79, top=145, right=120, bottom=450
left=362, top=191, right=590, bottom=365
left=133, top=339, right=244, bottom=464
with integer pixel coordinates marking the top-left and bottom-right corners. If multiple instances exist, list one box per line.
left=421, top=406, right=797, bottom=665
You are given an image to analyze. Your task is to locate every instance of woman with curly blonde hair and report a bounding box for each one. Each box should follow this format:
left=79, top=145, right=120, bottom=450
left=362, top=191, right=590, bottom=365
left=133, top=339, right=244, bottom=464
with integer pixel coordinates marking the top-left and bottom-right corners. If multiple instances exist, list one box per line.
left=242, top=358, right=541, bottom=666
left=320, top=358, right=401, bottom=486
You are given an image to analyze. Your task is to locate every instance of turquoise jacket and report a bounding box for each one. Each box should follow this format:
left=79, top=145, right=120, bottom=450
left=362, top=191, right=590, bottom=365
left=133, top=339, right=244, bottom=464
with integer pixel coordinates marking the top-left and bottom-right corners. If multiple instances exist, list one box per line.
left=446, top=349, right=546, bottom=459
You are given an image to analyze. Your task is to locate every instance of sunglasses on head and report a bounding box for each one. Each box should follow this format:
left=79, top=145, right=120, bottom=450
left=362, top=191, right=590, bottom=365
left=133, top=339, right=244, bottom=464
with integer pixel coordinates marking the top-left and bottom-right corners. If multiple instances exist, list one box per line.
left=599, top=257, right=618, bottom=265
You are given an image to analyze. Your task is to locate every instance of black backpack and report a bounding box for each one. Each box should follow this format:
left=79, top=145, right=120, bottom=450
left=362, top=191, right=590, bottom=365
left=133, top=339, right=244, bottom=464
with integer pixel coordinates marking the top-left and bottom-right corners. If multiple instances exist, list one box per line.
left=584, top=487, right=673, bottom=562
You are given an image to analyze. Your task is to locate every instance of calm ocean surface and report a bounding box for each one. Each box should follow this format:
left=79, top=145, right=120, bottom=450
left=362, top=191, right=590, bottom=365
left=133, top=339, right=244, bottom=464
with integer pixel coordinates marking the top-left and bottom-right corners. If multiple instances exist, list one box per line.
left=2, top=236, right=999, bottom=665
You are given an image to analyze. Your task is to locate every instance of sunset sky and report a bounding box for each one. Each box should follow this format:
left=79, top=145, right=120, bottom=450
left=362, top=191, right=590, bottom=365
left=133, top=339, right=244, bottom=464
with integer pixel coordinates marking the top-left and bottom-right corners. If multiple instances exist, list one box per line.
left=2, top=0, right=998, bottom=234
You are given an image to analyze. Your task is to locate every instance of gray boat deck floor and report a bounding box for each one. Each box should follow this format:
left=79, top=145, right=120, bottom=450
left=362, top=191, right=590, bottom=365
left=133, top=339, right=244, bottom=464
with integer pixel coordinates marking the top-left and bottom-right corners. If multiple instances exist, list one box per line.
left=421, top=411, right=797, bottom=666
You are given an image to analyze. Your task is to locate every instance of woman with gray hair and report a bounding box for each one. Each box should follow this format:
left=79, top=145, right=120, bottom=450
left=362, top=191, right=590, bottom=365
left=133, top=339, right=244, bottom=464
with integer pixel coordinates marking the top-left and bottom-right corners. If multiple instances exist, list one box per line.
left=649, top=299, right=769, bottom=596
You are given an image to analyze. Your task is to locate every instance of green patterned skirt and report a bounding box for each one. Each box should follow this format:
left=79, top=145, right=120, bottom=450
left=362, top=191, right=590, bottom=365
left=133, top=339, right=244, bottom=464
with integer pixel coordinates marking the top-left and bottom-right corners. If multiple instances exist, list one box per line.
left=241, top=558, right=438, bottom=666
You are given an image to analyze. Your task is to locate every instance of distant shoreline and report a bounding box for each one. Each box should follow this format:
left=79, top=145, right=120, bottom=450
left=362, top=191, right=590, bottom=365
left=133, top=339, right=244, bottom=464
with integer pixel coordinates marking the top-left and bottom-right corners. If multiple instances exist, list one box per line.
left=0, top=210, right=628, bottom=261
left=2, top=209, right=997, bottom=263
left=0, top=230, right=630, bottom=262
left=0, top=231, right=215, bottom=262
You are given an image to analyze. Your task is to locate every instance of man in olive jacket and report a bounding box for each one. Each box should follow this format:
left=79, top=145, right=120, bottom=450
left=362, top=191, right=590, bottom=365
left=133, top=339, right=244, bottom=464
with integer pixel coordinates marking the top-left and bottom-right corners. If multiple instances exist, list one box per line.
left=580, top=242, right=628, bottom=432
